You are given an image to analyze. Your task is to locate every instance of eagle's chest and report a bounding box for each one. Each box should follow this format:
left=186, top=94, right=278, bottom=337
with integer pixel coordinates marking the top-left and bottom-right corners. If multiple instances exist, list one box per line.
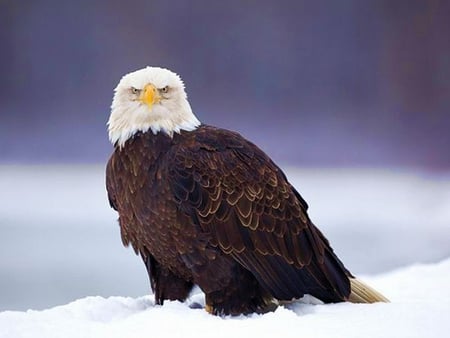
left=119, top=163, right=175, bottom=248
left=113, top=142, right=194, bottom=275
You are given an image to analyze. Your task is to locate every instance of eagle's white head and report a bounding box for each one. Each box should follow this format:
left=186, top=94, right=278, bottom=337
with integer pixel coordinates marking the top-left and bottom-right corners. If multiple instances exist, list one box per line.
left=108, top=66, right=201, bottom=147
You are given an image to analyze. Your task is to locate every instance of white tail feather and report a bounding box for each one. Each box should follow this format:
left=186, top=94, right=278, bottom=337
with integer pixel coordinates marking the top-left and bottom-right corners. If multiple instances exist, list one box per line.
left=348, top=278, right=389, bottom=303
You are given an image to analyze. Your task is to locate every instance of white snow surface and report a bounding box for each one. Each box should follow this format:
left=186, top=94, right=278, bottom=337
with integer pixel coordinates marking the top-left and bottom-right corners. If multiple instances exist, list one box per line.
left=1, top=165, right=449, bottom=337
left=1, top=259, right=449, bottom=338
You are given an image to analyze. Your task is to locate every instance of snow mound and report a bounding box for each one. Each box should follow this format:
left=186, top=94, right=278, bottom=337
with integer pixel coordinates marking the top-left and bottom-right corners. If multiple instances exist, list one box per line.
left=1, top=259, right=449, bottom=338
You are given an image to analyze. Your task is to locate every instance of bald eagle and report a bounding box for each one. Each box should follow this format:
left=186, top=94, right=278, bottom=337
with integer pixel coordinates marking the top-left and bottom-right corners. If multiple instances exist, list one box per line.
left=106, top=66, right=388, bottom=315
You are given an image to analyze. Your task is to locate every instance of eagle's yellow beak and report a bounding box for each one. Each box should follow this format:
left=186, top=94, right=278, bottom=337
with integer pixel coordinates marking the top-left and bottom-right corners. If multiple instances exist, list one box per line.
left=140, top=83, right=161, bottom=108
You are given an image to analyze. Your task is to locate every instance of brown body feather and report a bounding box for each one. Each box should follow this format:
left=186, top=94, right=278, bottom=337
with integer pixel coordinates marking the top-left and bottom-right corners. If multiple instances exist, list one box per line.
left=106, top=125, right=384, bottom=315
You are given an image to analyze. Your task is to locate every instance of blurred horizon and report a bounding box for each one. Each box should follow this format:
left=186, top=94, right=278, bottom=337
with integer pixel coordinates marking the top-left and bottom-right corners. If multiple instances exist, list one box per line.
left=1, top=165, right=449, bottom=311
left=1, top=0, right=449, bottom=170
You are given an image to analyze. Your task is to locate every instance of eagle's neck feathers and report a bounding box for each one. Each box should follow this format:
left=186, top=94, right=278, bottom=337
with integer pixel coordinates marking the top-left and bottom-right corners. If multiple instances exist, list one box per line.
left=108, top=98, right=200, bottom=148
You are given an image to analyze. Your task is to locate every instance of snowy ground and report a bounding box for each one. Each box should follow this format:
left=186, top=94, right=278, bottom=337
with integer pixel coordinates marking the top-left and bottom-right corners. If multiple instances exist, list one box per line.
left=0, top=165, right=449, bottom=337
left=1, top=259, right=449, bottom=338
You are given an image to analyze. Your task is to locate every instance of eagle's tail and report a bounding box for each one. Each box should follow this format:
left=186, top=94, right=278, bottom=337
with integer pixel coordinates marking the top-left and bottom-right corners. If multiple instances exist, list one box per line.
left=348, top=277, right=389, bottom=303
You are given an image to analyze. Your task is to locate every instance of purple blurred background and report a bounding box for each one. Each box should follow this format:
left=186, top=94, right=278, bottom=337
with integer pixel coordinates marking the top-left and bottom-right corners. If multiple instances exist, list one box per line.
left=1, top=0, right=449, bottom=169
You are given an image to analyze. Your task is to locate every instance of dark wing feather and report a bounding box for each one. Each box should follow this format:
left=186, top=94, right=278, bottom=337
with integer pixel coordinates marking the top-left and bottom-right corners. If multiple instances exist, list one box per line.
left=168, top=128, right=351, bottom=302
left=106, top=157, right=118, bottom=211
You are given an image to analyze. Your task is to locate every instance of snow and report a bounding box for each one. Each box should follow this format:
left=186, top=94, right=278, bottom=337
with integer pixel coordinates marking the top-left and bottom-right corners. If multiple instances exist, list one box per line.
left=0, top=165, right=449, bottom=337
left=1, top=259, right=449, bottom=338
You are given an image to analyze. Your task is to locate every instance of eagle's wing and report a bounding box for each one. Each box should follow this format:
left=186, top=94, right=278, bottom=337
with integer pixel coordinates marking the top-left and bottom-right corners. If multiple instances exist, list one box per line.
left=106, top=157, right=118, bottom=211
left=168, top=131, right=351, bottom=302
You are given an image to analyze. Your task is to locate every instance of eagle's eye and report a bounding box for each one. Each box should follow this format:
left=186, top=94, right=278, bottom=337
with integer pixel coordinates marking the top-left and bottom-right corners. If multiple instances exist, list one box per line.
left=160, top=86, right=169, bottom=94
left=130, top=87, right=140, bottom=95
